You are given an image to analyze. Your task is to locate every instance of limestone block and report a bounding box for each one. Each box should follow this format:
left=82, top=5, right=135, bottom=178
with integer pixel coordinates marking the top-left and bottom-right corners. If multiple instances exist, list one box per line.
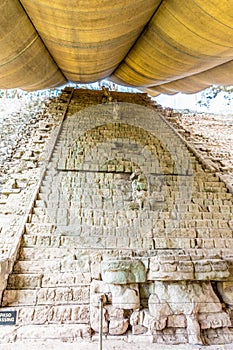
left=90, top=253, right=102, bottom=280
left=0, top=258, right=11, bottom=275
left=71, top=305, right=90, bottom=323
left=61, top=254, right=90, bottom=273
left=34, top=306, right=51, bottom=324
left=148, top=293, right=171, bottom=331
left=160, top=262, right=177, bottom=272
left=7, top=274, right=42, bottom=289
left=90, top=305, right=109, bottom=333
left=130, top=309, right=150, bottom=334
left=2, top=289, right=37, bottom=306
left=36, top=288, right=56, bottom=304
left=130, top=308, right=168, bottom=334
left=167, top=314, right=186, bottom=328
left=72, top=286, right=90, bottom=303
left=194, top=259, right=229, bottom=280
left=154, top=281, right=220, bottom=317
left=15, top=324, right=91, bottom=342
left=17, top=307, right=34, bottom=324
left=90, top=279, right=111, bottom=306
left=42, top=272, right=91, bottom=287
left=198, top=312, right=231, bottom=329
left=90, top=281, right=110, bottom=333
left=109, top=318, right=129, bottom=335
left=36, top=286, right=90, bottom=305
left=109, top=284, right=140, bottom=310
left=101, top=258, right=146, bottom=284
left=177, top=261, right=194, bottom=275
left=194, top=260, right=212, bottom=273
left=148, top=256, right=194, bottom=281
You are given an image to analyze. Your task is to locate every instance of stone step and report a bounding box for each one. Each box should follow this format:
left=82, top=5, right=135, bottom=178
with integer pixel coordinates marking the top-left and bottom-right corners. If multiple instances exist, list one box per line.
left=13, top=259, right=62, bottom=274
left=25, top=223, right=56, bottom=235
left=35, top=197, right=232, bottom=214
left=154, top=237, right=233, bottom=249
left=19, top=247, right=71, bottom=260
left=20, top=233, right=154, bottom=250
left=7, top=273, right=42, bottom=289
left=38, top=183, right=229, bottom=196
left=27, top=204, right=233, bottom=225
left=28, top=214, right=53, bottom=224
left=0, top=305, right=89, bottom=326
left=18, top=232, right=233, bottom=251
left=13, top=257, right=91, bottom=274
left=24, top=216, right=233, bottom=235
left=0, top=323, right=91, bottom=343
left=7, top=272, right=91, bottom=289
left=2, top=285, right=90, bottom=307
left=26, top=204, right=233, bottom=222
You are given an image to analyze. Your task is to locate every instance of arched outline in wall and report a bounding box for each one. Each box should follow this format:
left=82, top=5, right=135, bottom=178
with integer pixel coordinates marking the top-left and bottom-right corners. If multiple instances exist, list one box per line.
left=60, top=102, right=194, bottom=234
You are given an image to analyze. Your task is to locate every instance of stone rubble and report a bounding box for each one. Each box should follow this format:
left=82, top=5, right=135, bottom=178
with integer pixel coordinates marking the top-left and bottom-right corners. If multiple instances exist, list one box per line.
left=161, top=108, right=233, bottom=190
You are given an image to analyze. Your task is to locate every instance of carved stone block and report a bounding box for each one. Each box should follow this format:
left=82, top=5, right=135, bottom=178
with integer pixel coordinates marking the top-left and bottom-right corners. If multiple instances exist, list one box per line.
left=101, top=258, right=146, bottom=284
left=198, top=312, right=231, bottom=330
left=109, top=284, right=140, bottom=310
left=109, top=318, right=129, bottom=335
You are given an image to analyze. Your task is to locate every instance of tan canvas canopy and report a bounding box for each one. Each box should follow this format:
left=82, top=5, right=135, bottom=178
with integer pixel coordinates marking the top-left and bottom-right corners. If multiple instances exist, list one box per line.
left=1, top=0, right=233, bottom=93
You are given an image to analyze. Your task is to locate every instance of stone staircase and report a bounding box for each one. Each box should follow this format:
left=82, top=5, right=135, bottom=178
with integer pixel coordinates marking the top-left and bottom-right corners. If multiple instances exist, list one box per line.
left=0, top=89, right=233, bottom=345
left=1, top=152, right=233, bottom=345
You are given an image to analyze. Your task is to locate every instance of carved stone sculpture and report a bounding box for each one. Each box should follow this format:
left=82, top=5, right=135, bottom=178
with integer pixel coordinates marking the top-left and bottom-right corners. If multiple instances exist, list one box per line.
left=101, top=258, right=146, bottom=284
left=130, top=280, right=231, bottom=345
left=90, top=255, right=232, bottom=344
left=130, top=170, right=148, bottom=210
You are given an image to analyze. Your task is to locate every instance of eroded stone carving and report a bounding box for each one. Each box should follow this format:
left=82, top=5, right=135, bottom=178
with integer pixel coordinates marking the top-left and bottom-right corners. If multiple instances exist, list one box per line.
left=109, top=284, right=140, bottom=310
left=130, top=281, right=231, bottom=345
left=90, top=279, right=135, bottom=335
left=90, top=280, right=110, bottom=333
left=90, top=256, right=232, bottom=344
left=101, top=258, right=146, bottom=284
left=130, top=170, right=148, bottom=210
left=147, top=254, right=230, bottom=281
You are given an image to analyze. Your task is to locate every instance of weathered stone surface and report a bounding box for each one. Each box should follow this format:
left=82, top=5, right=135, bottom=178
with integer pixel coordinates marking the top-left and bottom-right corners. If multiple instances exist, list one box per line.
left=148, top=294, right=171, bottom=325
left=152, top=281, right=223, bottom=314
left=15, top=324, right=92, bottom=341
left=2, top=289, right=37, bottom=306
left=109, top=284, right=140, bottom=310
left=7, top=274, right=42, bottom=289
left=217, top=281, right=233, bottom=306
left=147, top=254, right=229, bottom=281
left=109, top=318, right=129, bottom=335
left=167, top=314, right=186, bottom=328
left=90, top=280, right=110, bottom=306
left=198, top=312, right=231, bottom=330
left=36, top=286, right=90, bottom=305
left=129, top=280, right=232, bottom=345
left=90, top=305, right=108, bottom=333
left=1, top=89, right=233, bottom=346
left=101, top=259, right=146, bottom=284
left=194, top=259, right=229, bottom=280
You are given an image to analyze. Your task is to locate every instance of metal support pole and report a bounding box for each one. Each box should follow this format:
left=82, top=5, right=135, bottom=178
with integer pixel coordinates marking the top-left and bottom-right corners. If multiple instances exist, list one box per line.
left=98, top=297, right=103, bottom=350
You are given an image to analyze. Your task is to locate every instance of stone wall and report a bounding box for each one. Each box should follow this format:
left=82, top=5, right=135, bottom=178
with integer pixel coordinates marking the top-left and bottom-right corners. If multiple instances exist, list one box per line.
left=1, top=88, right=233, bottom=346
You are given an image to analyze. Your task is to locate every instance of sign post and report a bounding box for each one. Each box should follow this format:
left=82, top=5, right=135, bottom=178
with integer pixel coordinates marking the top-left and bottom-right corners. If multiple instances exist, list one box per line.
left=99, top=297, right=103, bottom=350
